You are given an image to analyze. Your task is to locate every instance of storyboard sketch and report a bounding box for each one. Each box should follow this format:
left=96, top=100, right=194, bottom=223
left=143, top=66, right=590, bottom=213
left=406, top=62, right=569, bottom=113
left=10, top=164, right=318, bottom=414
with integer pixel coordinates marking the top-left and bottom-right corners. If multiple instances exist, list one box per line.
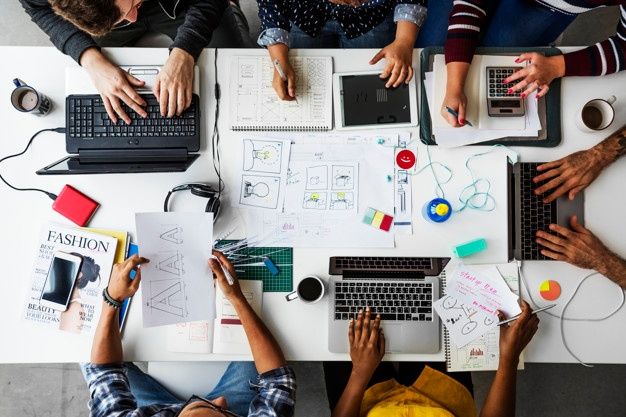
left=434, top=293, right=497, bottom=348
left=285, top=161, right=359, bottom=214
left=238, top=138, right=292, bottom=211
left=136, top=212, right=215, bottom=328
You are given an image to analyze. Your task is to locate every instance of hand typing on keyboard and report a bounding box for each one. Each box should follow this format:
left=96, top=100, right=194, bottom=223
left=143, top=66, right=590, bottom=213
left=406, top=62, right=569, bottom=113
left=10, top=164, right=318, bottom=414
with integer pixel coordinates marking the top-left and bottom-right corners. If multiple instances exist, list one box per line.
left=153, top=48, right=195, bottom=118
left=348, top=309, right=385, bottom=383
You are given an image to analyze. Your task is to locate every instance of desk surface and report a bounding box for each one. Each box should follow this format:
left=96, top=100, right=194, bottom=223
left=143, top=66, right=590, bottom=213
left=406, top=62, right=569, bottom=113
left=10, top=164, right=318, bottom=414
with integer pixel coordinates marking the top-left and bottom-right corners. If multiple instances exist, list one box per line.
left=0, top=46, right=625, bottom=364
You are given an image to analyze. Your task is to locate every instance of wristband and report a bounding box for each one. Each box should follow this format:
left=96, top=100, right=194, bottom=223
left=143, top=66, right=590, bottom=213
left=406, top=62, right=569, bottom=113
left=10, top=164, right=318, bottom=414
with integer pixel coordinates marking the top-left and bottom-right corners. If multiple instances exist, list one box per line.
left=102, top=287, right=123, bottom=309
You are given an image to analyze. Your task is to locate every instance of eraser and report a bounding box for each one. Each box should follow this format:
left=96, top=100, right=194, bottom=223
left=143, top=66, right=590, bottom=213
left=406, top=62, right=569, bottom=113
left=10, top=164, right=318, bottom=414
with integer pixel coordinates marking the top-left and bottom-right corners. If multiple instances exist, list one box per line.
left=52, top=185, right=99, bottom=226
left=452, top=238, right=487, bottom=258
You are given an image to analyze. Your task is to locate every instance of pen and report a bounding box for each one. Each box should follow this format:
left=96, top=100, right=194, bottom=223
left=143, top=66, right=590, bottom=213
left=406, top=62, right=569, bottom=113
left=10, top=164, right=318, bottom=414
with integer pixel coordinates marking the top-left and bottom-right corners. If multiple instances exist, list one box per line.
left=498, top=304, right=556, bottom=326
left=272, top=59, right=298, bottom=103
left=445, top=106, right=473, bottom=127
left=210, top=255, right=235, bottom=286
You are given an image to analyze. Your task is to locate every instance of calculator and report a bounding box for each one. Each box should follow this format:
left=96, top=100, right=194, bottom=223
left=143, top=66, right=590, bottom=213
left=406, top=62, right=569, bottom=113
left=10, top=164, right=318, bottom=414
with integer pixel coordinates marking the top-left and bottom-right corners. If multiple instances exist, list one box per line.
left=486, top=66, right=525, bottom=117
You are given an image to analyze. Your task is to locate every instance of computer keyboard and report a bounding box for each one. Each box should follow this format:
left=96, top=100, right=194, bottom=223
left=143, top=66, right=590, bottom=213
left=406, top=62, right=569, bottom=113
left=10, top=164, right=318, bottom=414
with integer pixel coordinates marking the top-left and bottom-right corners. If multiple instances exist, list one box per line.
left=66, top=94, right=199, bottom=141
left=333, top=281, right=433, bottom=322
left=520, top=163, right=556, bottom=260
left=329, top=257, right=434, bottom=275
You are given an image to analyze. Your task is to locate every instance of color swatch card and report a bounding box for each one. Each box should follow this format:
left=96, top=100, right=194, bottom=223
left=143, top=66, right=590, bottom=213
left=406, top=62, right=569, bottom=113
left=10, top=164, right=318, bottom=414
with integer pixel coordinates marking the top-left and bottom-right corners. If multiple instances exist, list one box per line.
left=363, top=207, right=394, bottom=232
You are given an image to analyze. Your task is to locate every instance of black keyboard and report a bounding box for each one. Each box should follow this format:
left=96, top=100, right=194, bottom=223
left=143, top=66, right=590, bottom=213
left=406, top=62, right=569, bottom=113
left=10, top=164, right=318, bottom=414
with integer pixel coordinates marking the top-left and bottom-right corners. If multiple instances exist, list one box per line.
left=66, top=94, right=200, bottom=142
left=329, top=257, right=435, bottom=275
left=520, top=163, right=557, bottom=260
left=334, top=281, right=433, bottom=322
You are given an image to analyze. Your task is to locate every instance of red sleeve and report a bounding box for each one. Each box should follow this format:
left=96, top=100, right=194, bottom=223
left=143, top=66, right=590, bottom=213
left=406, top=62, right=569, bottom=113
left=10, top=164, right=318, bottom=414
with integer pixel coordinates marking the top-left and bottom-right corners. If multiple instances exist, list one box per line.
left=444, top=0, right=492, bottom=64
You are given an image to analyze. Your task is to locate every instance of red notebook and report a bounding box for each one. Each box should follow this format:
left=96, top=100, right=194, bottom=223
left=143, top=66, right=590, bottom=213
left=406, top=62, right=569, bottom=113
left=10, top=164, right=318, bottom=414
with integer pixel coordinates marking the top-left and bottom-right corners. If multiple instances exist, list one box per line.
left=52, top=185, right=99, bottom=226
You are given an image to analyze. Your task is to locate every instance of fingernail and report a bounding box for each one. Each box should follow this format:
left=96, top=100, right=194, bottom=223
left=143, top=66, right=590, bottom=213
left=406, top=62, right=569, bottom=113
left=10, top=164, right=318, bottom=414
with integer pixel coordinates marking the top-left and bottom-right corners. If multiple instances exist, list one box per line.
left=460, top=118, right=465, bottom=125
left=549, top=224, right=555, bottom=230
left=521, top=93, right=526, bottom=99
left=502, top=79, right=508, bottom=84
left=514, top=58, right=521, bottom=63
left=366, top=306, right=370, bottom=311
left=507, top=88, right=513, bottom=94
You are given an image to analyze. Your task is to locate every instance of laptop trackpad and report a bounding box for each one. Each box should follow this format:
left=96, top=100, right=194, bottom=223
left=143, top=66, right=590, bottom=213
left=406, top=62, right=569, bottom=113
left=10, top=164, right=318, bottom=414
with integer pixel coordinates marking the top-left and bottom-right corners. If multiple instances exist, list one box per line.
left=382, top=324, right=403, bottom=353
left=556, top=193, right=584, bottom=226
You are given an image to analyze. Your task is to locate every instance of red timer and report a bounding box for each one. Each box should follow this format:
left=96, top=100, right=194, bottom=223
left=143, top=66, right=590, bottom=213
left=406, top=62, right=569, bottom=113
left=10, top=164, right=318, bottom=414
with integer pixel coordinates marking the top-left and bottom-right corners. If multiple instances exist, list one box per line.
left=396, top=149, right=416, bottom=170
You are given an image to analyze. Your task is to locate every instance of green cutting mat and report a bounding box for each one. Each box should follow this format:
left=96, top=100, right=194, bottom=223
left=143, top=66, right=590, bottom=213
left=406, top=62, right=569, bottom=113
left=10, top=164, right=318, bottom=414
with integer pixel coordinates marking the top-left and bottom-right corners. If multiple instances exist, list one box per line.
left=215, top=240, right=293, bottom=292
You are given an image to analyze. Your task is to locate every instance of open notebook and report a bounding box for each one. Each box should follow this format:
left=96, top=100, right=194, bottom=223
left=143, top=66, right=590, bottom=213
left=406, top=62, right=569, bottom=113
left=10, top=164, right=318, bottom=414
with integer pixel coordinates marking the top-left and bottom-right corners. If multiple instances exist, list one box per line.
left=443, top=263, right=525, bottom=372
left=229, top=56, right=333, bottom=131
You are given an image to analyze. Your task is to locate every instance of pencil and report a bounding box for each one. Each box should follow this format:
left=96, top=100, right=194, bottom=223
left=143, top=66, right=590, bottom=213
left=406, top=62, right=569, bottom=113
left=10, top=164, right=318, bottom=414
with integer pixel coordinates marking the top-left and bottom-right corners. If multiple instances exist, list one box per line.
left=497, top=304, right=556, bottom=326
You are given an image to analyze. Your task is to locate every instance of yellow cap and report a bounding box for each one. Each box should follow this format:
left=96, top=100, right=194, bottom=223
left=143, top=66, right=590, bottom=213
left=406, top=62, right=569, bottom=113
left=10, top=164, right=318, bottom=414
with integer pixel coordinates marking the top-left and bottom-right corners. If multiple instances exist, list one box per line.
left=435, top=203, right=449, bottom=216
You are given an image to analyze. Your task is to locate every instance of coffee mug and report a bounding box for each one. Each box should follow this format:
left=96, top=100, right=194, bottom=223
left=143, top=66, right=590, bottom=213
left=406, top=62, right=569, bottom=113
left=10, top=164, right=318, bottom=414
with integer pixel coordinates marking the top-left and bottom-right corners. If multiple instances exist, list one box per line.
left=10, top=78, right=52, bottom=116
left=576, top=95, right=616, bottom=132
left=285, top=275, right=325, bottom=303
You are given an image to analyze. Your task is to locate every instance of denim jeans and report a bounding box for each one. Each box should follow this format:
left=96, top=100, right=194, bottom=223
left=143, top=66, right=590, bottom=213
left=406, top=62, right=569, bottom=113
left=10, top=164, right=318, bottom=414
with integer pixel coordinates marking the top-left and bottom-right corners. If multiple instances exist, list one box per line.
left=415, top=0, right=576, bottom=48
left=123, top=362, right=258, bottom=416
left=289, top=15, right=396, bottom=49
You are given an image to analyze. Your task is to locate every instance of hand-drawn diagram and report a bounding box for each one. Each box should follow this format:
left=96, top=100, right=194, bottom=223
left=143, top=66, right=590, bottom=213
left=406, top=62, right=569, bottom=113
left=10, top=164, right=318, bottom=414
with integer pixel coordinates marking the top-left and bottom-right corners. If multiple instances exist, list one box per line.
left=332, top=165, right=355, bottom=190
left=240, top=175, right=281, bottom=209
left=303, top=192, right=327, bottom=210
left=157, top=251, right=184, bottom=276
left=243, top=139, right=284, bottom=173
left=306, top=166, right=328, bottom=190
left=160, top=226, right=183, bottom=244
left=147, top=279, right=188, bottom=318
left=329, top=192, right=354, bottom=210
left=434, top=294, right=498, bottom=347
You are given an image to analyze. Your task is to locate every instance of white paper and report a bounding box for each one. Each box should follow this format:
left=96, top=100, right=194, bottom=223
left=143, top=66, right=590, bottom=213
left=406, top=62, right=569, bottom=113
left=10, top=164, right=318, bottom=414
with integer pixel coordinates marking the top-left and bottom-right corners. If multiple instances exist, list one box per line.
left=435, top=291, right=498, bottom=348
left=237, top=138, right=292, bottom=211
left=229, top=56, right=333, bottom=130
left=167, top=321, right=213, bottom=354
left=136, top=212, right=215, bottom=327
left=393, top=132, right=415, bottom=234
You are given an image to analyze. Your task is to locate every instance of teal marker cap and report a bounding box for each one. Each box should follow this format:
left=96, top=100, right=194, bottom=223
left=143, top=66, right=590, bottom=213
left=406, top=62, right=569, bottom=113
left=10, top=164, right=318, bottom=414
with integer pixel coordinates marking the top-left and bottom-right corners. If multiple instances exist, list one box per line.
left=453, top=238, right=487, bottom=258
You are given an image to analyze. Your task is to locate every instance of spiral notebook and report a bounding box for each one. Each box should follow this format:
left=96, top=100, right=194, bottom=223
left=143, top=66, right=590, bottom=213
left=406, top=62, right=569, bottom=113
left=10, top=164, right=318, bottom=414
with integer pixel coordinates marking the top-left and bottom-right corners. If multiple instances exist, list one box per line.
left=229, top=56, right=333, bottom=131
left=443, top=263, right=525, bottom=372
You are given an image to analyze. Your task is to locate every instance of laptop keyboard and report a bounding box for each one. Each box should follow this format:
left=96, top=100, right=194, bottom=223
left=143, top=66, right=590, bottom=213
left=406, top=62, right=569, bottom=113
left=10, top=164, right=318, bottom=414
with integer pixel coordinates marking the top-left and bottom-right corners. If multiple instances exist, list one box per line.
left=334, top=281, right=433, bottom=322
left=520, top=163, right=557, bottom=260
left=329, top=257, right=433, bottom=275
left=66, top=94, right=199, bottom=140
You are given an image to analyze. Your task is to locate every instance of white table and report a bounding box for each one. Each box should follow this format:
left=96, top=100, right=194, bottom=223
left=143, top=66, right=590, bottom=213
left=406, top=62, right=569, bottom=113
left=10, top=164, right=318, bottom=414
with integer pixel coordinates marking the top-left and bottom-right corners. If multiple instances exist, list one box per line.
left=0, top=47, right=624, bottom=364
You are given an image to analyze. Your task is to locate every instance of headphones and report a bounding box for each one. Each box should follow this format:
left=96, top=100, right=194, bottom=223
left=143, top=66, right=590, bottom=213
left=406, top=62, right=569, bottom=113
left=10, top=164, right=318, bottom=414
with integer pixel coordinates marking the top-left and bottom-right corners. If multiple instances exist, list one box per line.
left=163, top=183, right=221, bottom=221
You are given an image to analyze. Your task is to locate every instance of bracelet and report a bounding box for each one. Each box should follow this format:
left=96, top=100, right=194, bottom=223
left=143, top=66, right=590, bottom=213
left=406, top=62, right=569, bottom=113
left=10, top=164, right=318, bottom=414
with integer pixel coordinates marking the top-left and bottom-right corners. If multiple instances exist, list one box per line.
left=102, top=287, right=123, bottom=310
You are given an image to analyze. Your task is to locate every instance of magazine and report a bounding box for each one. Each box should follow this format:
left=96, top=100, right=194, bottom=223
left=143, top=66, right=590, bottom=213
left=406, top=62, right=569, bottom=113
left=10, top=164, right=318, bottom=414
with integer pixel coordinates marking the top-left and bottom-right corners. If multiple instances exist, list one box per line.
left=22, top=222, right=118, bottom=336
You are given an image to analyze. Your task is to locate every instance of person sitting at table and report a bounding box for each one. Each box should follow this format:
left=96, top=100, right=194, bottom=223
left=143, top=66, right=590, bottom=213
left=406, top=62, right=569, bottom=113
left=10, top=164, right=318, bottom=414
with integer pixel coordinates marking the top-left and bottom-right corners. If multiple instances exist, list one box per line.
left=257, top=0, right=428, bottom=101
left=534, top=124, right=626, bottom=288
left=426, top=0, right=626, bottom=127
left=19, top=0, right=252, bottom=124
left=324, top=304, right=539, bottom=417
left=81, top=252, right=296, bottom=417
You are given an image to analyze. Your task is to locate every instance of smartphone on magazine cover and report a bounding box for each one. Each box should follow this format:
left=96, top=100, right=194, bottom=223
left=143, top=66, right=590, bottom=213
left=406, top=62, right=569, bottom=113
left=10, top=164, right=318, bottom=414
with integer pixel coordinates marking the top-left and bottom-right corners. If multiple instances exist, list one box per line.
left=40, top=252, right=83, bottom=311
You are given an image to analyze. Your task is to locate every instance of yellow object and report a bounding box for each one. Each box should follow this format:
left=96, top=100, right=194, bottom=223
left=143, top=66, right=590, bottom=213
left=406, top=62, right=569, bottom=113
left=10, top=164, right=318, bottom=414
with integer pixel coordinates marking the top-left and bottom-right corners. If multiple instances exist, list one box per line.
left=539, top=280, right=550, bottom=292
left=372, top=211, right=385, bottom=228
left=83, top=227, right=129, bottom=264
left=361, top=366, right=476, bottom=417
left=311, top=193, right=320, bottom=200
left=435, top=203, right=449, bottom=216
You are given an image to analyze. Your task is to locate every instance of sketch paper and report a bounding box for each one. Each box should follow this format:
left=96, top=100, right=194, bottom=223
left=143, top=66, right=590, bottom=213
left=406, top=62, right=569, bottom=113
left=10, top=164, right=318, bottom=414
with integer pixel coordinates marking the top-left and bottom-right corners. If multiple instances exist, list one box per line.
left=434, top=292, right=498, bottom=348
left=230, top=56, right=333, bottom=131
left=284, top=161, right=359, bottom=214
left=167, top=321, right=212, bottom=353
left=238, top=138, right=291, bottom=211
left=135, top=212, right=215, bottom=327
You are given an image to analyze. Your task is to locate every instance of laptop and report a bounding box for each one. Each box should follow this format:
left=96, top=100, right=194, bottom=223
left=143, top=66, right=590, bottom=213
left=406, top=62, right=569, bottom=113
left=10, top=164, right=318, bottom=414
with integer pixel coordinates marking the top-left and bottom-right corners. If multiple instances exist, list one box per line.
left=328, top=257, right=449, bottom=354
left=509, top=162, right=585, bottom=260
left=37, top=65, right=201, bottom=175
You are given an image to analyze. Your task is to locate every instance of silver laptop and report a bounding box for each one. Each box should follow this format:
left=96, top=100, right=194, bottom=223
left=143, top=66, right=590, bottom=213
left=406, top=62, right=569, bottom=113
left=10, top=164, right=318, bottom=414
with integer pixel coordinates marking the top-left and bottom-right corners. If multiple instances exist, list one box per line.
left=328, top=257, right=448, bottom=354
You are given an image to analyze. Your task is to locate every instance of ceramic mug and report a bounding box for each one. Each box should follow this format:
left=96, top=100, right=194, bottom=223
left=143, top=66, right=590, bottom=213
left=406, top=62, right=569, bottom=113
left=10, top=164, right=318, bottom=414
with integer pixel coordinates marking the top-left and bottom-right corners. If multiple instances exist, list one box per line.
left=10, top=78, right=52, bottom=116
left=285, top=275, right=325, bottom=303
left=576, top=95, right=616, bottom=132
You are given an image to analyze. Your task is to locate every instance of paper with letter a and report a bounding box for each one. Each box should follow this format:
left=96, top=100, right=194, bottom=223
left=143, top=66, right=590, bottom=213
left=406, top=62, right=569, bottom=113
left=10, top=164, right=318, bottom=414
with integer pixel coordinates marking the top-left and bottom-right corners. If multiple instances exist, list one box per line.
left=135, top=212, right=215, bottom=328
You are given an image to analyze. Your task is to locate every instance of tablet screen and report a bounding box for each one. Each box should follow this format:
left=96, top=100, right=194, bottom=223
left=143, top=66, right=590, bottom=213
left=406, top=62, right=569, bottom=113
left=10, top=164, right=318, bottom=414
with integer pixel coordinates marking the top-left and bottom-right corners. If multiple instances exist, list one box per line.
left=340, top=74, right=412, bottom=127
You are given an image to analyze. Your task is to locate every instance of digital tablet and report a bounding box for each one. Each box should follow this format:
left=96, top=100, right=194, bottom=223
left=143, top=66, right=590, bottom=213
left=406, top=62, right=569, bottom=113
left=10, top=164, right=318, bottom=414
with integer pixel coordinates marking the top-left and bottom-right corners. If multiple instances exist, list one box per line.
left=333, top=71, right=418, bottom=130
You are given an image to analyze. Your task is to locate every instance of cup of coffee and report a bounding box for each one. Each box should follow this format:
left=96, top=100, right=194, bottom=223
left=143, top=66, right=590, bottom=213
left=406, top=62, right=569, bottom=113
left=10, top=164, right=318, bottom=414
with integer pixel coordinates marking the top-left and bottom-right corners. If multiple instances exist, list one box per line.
left=576, top=96, right=616, bottom=132
left=285, top=276, right=325, bottom=304
left=10, top=78, right=52, bottom=116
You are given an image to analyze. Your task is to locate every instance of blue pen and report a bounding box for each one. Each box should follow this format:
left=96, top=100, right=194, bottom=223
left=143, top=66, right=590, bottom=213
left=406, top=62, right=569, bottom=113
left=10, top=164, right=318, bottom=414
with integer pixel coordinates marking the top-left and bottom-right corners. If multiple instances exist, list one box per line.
left=445, top=106, right=473, bottom=127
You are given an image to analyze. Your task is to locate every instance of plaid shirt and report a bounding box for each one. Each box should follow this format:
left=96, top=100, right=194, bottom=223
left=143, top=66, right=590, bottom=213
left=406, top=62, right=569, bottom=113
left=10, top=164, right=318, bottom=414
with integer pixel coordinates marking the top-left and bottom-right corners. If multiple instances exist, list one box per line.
left=82, top=363, right=297, bottom=417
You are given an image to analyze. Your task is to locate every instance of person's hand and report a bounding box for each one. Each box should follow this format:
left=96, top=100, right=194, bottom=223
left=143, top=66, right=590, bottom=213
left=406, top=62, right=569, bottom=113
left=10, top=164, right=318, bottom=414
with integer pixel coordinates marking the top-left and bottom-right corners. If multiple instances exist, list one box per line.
left=370, top=38, right=414, bottom=88
left=268, top=44, right=296, bottom=101
left=441, top=89, right=468, bottom=127
left=533, top=149, right=604, bottom=203
left=498, top=301, right=539, bottom=366
left=107, top=255, right=149, bottom=302
left=209, top=250, right=245, bottom=302
left=536, top=215, right=614, bottom=272
left=504, top=53, right=565, bottom=99
left=349, top=308, right=385, bottom=383
left=153, top=48, right=195, bottom=117
left=80, top=48, right=148, bottom=124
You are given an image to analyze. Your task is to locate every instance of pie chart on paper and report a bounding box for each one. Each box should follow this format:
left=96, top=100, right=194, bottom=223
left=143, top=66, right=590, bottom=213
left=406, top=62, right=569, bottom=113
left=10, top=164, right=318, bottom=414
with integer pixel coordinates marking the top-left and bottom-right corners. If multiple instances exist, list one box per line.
left=539, top=280, right=561, bottom=301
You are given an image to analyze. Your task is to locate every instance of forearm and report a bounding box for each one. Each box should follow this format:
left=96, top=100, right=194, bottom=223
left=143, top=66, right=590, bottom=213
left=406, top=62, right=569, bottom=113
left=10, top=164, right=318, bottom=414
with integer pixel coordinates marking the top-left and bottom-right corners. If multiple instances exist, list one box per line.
left=231, top=296, right=285, bottom=373
left=90, top=302, right=122, bottom=364
left=599, top=253, right=626, bottom=289
left=394, top=20, right=418, bottom=46
left=446, top=62, right=471, bottom=94
left=479, top=358, right=517, bottom=417
left=331, top=371, right=369, bottom=417
left=171, top=0, right=227, bottom=60
left=591, top=124, right=626, bottom=167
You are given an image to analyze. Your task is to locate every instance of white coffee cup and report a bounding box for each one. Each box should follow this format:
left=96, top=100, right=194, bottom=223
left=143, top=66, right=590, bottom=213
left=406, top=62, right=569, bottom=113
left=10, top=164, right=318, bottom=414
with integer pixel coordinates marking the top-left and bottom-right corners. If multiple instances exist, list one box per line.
left=576, top=96, right=616, bottom=132
left=285, top=275, right=325, bottom=304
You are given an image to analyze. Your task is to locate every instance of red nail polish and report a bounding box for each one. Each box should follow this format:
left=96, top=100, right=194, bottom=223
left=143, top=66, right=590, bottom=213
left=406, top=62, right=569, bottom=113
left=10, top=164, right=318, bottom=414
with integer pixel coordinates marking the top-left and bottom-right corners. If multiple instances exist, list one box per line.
left=521, top=93, right=526, bottom=99
left=460, top=118, right=465, bottom=125
left=514, top=58, right=521, bottom=63
left=507, top=88, right=512, bottom=94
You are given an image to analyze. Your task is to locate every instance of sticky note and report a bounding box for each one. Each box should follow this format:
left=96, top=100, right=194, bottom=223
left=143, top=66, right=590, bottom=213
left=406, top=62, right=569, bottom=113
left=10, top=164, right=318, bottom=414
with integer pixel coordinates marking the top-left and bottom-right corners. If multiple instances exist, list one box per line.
left=362, top=207, right=376, bottom=224
left=380, top=214, right=393, bottom=231
left=372, top=211, right=385, bottom=228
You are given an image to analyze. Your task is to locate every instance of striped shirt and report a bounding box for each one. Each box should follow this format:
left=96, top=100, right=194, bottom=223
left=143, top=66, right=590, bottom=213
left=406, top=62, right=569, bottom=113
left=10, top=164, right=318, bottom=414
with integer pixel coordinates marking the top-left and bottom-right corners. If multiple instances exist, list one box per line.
left=445, top=0, right=626, bottom=76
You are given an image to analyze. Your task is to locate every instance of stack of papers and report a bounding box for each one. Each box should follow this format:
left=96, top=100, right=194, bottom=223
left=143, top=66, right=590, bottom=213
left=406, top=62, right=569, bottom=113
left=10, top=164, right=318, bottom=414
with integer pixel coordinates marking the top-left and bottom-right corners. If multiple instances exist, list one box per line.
left=425, top=55, right=541, bottom=147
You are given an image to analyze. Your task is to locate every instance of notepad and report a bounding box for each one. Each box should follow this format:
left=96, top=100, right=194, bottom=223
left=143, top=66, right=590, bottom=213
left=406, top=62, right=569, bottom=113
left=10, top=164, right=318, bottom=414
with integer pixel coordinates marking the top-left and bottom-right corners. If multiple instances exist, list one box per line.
left=229, top=56, right=333, bottom=131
